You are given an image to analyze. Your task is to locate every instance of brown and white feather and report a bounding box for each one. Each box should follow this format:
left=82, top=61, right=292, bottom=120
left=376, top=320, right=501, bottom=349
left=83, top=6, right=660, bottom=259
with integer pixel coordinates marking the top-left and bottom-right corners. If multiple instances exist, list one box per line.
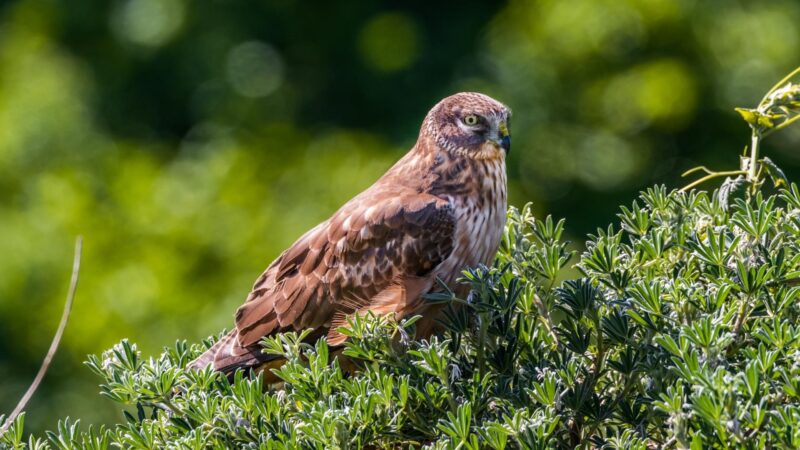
left=190, top=92, right=510, bottom=375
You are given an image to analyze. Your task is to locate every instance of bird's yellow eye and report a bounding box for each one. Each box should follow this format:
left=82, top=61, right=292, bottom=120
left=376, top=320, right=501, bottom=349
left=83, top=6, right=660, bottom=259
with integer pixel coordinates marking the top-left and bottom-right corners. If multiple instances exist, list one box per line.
left=464, top=114, right=479, bottom=126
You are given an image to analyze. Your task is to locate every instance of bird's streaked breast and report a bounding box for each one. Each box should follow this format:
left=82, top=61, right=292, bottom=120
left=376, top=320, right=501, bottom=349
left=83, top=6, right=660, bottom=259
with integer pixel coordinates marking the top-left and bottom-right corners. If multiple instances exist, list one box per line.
left=435, top=157, right=507, bottom=288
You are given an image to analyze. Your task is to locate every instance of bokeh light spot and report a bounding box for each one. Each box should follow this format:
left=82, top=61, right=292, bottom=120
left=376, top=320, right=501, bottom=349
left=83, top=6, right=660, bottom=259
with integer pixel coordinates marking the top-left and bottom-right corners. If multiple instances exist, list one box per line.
left=358, top=12, right=420, bottom=73
left=536, top=0, right=645, bottom=62
left=595, top=60, right=697, bottom=132
left=111, top=0, right=185, bottom=47
left=700, top=5, right=800, bottom=105
left=226, top=41, right=285, bottom=98
left=576, top=132, right=642, bottom=190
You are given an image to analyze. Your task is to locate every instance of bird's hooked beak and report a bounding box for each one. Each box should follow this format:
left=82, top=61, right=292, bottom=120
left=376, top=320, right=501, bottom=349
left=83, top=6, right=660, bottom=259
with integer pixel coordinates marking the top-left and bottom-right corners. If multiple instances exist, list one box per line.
left=492, top=119, right=511, bottom=154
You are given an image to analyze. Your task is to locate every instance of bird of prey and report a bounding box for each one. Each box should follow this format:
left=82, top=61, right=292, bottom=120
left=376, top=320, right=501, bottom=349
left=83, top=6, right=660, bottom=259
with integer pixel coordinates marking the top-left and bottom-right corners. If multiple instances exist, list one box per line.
left=189, top=92, right=511, bottom=376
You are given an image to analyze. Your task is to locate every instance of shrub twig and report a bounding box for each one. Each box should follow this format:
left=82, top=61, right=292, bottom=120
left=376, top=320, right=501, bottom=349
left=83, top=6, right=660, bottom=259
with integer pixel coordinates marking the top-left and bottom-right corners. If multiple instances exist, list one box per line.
left=679, top=168, right=746, bottom=192
left=0, top=237, right=83, bottom=435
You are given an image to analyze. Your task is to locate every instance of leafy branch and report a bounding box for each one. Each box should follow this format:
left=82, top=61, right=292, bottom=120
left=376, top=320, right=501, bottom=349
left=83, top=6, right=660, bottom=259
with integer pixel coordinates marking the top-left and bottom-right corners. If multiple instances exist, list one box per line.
left=681, top=66, right=800, bottom=193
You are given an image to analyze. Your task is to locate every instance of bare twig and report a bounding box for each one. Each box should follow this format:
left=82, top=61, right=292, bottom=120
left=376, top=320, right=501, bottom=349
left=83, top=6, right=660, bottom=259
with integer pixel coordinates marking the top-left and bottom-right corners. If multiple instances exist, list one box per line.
left=747, top=132, right=761, bottom=183
left=532, top=292, right=559, bottom=345
left=681, top=166, right=716, bottom=177
left=0, top=237, right=83, bottom=435
left=732, top=295, right=750, bottom=341
left=679, top=170, right=746, bottom=192
left=763, top=113, right=800, bottom=137
left=759, top=66, right=800, bottom=106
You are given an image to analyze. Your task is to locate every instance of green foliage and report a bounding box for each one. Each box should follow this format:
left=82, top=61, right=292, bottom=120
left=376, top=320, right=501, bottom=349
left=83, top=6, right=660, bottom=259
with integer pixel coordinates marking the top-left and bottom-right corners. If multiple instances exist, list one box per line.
left=4, top=0, right=800, bottom=431
left=9, top=184, right=800, bottom=447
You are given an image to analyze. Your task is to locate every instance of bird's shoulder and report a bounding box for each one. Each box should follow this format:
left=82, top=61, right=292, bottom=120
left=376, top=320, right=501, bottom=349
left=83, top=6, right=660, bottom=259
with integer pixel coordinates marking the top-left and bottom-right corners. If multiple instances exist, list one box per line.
left=274, top=185, right=457, bottom=284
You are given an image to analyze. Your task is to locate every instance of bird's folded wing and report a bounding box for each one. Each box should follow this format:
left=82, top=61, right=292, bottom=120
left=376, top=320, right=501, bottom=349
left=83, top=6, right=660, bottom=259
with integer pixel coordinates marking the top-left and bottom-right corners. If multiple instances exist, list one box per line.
left=233, top=190, right=456, bottom=349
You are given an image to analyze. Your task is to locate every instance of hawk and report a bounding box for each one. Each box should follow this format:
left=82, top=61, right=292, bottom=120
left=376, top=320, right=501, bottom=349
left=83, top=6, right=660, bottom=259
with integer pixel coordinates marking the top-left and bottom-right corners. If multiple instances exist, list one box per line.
left=189, top=92, right=511, bottom=376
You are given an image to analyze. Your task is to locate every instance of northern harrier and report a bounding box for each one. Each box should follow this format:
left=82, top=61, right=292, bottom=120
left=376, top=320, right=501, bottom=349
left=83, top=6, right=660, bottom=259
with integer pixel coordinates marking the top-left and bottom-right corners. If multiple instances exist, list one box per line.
left=190, top=92, right=511, bottom=376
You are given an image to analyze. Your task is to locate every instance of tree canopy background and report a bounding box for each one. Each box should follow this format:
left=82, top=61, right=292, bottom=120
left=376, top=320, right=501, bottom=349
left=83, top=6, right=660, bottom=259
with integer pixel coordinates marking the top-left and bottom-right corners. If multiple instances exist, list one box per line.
left=0, top=0, right=798, bottom=433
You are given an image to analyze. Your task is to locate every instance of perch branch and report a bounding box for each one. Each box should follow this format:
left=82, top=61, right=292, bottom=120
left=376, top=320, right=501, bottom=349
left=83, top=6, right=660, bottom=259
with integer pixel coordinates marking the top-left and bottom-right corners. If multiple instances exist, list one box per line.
left=0, top=237, right=83, bottom=435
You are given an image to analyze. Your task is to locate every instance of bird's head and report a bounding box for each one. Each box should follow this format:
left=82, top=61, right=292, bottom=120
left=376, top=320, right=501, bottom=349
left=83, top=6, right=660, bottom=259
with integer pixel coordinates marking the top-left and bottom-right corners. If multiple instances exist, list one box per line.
left=424, top=92, right=511, bottom=160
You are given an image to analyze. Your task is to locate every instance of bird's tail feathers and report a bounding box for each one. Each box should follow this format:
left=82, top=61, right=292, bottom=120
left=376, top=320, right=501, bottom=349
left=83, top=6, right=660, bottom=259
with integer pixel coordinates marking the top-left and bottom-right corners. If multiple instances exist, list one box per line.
left=187, top=329, right=279, bottom=377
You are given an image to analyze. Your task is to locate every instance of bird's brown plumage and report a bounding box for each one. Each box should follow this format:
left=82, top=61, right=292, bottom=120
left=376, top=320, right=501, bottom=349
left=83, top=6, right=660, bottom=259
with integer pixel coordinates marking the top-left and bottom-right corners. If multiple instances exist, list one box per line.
left=189, top=92, right=510, bottom=375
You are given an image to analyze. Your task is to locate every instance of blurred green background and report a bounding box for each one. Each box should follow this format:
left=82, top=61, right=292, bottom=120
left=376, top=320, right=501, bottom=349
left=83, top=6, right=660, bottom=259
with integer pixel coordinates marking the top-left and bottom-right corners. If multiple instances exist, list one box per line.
left=1, top=0, right=798, bottom=432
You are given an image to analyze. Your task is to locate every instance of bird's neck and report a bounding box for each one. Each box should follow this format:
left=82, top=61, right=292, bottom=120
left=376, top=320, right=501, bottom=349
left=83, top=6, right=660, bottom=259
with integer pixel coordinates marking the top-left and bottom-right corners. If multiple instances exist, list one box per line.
left=387, top=136, right=506, bottom=200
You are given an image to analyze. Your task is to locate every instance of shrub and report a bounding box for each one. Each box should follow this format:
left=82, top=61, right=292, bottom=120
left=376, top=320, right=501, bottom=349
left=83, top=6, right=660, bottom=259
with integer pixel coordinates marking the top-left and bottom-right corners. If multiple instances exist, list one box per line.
left=2, top=70, right=800, bottom=450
